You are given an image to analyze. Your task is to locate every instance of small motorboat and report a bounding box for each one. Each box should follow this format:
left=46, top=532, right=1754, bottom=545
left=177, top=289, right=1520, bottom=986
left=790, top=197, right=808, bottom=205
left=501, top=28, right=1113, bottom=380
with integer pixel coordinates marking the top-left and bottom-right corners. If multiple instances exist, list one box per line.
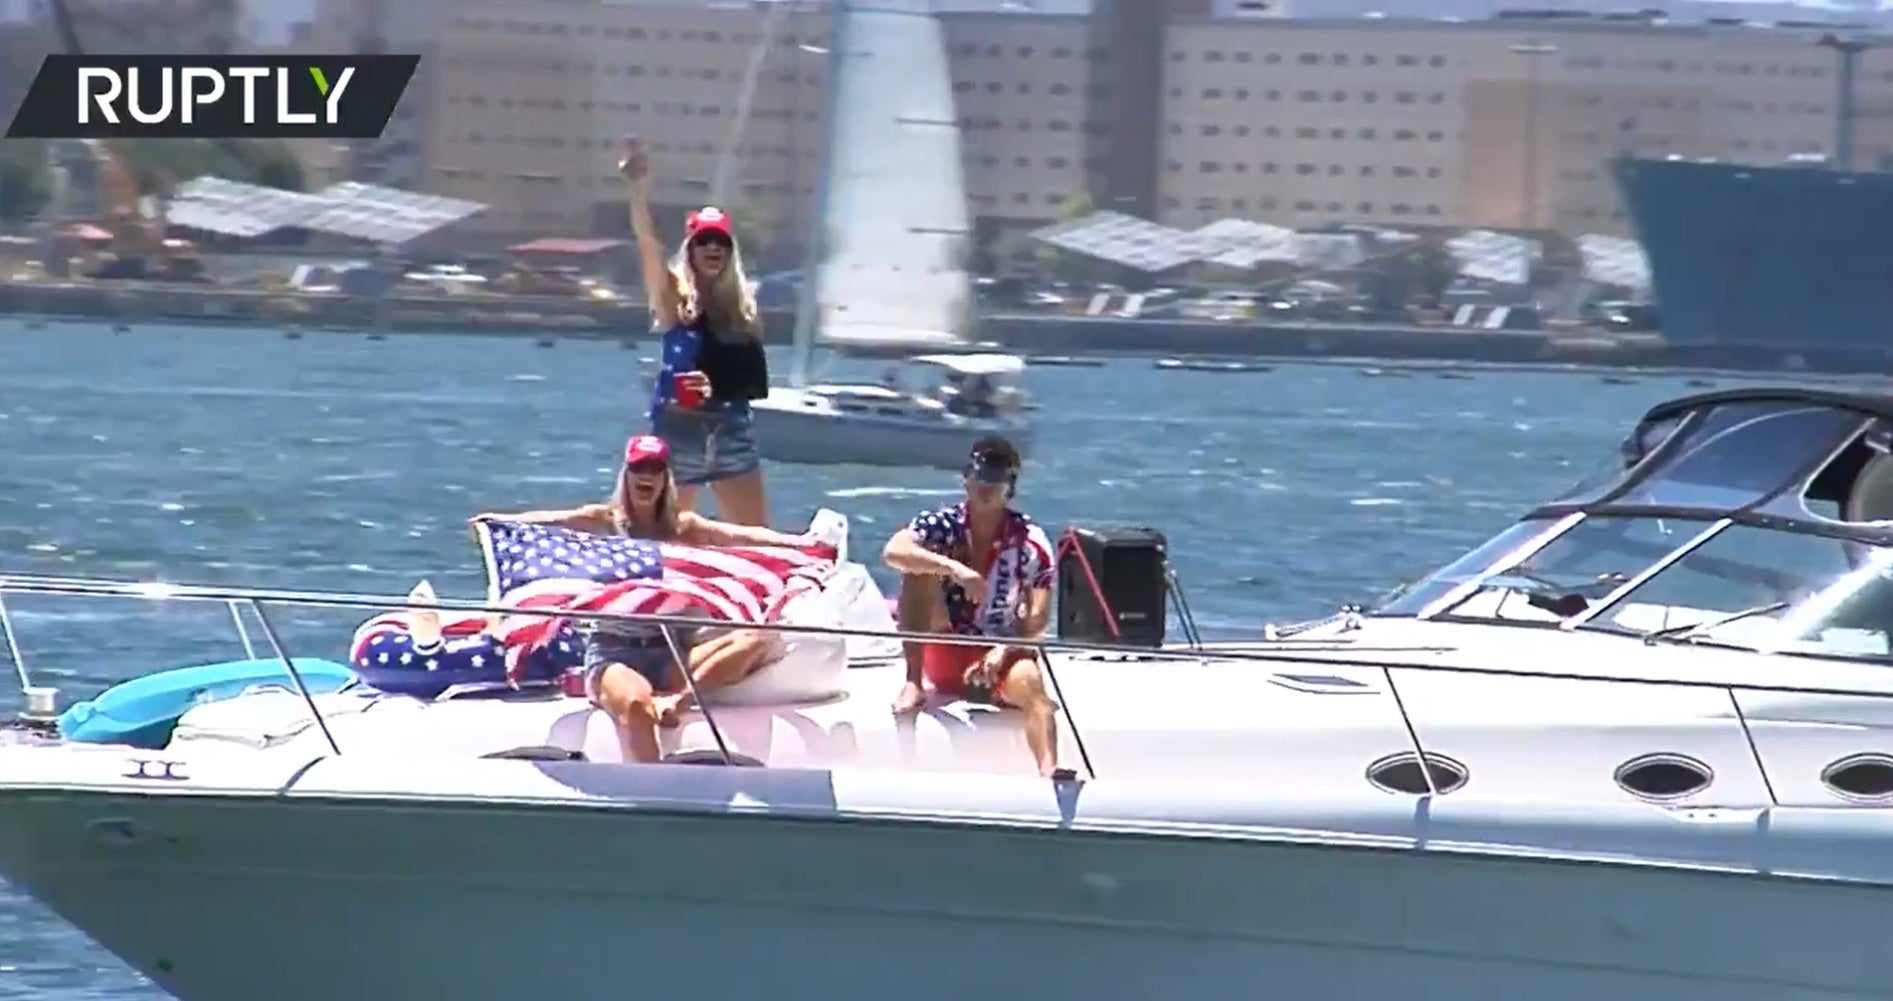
left=1153, top=357, right=1274, bottom=373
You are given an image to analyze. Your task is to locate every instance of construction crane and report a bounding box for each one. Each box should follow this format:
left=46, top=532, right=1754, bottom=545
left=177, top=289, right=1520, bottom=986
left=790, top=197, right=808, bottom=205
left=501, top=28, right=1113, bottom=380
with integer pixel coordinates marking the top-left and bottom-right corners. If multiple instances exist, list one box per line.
left=42, top=0, right=198, bottom=277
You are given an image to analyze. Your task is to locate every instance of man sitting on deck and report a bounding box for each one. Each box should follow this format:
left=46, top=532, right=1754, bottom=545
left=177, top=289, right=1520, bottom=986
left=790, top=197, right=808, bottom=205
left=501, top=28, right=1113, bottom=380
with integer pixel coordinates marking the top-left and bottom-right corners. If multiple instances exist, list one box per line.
left=883, top=436, right=1065, bottom=778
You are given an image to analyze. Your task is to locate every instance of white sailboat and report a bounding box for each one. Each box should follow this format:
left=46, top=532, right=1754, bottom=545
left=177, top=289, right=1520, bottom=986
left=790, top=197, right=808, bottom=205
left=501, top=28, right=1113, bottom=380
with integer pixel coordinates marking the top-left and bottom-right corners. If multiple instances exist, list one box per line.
left=749, top=0, right=1032, bottom=470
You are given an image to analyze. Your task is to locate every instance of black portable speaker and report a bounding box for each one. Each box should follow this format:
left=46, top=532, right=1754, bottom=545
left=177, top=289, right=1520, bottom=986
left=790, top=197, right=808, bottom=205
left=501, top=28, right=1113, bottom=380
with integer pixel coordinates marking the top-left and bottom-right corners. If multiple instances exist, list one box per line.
left=1056, top=525, right=1168, bottom=647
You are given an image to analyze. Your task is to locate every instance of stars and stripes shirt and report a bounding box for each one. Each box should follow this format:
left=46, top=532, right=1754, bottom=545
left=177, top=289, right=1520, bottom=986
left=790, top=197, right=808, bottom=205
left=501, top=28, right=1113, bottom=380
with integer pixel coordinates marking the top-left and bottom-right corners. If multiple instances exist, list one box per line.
left=907, top=502, right=1054, bottom=638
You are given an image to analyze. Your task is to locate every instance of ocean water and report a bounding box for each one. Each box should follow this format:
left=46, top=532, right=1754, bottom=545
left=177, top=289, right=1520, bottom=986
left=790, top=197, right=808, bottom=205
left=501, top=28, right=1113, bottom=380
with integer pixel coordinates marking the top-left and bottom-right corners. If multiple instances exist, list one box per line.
left=0, top=319, right=1858, bottom=998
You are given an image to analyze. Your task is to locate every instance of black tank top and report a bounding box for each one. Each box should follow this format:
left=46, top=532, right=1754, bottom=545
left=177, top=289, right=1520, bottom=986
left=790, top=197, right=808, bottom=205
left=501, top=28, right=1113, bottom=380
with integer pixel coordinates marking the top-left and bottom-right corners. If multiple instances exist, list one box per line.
left=695, top=319, right=769, bottom=403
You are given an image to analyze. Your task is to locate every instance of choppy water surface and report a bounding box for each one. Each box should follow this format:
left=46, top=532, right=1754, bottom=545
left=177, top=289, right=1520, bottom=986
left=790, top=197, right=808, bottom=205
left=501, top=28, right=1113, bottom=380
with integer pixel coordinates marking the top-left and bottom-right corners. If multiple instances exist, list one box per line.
left=0, top=320, right=1853, bottom=998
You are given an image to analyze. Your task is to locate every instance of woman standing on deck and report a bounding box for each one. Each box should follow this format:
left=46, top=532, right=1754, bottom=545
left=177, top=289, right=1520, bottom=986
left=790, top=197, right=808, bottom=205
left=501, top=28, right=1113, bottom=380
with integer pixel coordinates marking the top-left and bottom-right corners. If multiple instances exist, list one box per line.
left=618, top=135, right=772, bottom=526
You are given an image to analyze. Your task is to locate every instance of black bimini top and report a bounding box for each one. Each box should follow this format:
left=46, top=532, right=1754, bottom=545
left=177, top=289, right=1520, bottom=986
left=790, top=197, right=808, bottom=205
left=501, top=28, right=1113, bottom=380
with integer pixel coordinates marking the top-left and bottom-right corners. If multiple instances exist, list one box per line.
left=1639, top=387, right=1893, bottom=427
left=1529, top=385, right=1893, bottom=543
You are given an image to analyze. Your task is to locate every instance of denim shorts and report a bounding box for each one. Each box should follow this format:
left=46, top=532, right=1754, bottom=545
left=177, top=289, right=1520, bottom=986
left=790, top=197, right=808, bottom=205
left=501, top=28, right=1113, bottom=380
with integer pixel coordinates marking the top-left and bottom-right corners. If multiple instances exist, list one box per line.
left=651, top=405, right=762, bottom=488
left=581, top=627, right=695, bottom=696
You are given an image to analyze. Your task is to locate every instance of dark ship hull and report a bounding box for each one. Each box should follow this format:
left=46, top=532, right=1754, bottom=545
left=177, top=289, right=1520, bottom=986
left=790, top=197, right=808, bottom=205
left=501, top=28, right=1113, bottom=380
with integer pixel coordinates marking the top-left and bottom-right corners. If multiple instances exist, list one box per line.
left=1615, top=155, right=1893, bottom=366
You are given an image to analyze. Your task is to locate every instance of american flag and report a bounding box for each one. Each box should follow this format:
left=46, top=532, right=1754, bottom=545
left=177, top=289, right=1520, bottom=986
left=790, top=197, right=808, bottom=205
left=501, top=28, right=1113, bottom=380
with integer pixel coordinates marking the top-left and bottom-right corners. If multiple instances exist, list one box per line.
left=474, top=520, right=838, bottom=666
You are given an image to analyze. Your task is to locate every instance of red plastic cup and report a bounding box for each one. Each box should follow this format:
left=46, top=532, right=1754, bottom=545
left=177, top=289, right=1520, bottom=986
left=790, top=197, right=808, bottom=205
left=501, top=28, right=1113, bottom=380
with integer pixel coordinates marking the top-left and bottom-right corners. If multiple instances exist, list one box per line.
left=673, top=372, right=705, bottom=409
left=558, top=667, right=588, bottom=700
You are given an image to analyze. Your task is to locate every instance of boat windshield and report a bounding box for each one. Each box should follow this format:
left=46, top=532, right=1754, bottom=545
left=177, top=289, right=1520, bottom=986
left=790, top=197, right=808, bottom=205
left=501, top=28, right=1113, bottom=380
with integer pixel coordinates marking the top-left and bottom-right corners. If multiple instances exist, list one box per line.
left=1373, top=390, right=1893, bottom=662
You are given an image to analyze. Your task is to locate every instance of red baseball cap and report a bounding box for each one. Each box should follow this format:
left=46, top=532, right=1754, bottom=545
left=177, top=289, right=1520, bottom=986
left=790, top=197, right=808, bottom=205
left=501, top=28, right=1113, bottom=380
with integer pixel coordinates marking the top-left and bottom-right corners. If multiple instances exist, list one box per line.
left=685, top=205, right=734, bottom=242
left=624, top=435, right=669, bottom=466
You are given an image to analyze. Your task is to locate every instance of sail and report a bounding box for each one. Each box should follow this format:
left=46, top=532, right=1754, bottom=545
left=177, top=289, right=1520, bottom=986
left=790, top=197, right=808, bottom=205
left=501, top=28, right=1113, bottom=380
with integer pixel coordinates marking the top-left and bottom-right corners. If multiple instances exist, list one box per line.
left=815, top=0, right=973, bottom=350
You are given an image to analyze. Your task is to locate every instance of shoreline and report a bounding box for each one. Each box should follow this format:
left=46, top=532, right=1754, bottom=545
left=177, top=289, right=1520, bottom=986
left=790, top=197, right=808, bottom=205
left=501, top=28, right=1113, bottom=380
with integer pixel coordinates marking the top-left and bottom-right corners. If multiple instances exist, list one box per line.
left=1, top=280, right=1881, bottom=376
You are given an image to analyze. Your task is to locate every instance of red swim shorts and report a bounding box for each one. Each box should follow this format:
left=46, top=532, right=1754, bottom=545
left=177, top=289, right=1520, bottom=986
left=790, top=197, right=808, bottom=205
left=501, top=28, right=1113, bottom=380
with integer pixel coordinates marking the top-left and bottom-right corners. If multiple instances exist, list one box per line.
left=922, top=641, right=1033, bottom=699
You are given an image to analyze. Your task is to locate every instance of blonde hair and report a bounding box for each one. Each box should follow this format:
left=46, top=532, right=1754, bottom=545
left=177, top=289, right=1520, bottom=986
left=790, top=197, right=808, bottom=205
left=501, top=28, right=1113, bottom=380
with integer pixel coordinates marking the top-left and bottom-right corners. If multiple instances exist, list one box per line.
left=610, top=466, right=683, bottom=541
left=669, top=236, right=759, bottom=337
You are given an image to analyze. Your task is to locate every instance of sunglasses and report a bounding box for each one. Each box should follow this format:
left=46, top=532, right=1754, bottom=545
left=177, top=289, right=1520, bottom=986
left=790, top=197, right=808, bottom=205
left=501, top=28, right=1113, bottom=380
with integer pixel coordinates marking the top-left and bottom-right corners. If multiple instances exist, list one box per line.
left=691, top=233, right=733, bottom=250
left=626, top=459, right=668, bottom=475
left=965, top=462, right=1015, bottom=486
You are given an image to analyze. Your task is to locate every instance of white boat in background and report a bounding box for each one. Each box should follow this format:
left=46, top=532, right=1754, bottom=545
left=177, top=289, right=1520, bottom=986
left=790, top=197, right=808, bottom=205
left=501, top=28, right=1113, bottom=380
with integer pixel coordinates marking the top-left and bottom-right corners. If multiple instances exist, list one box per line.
left=18, top=387, right=1893, bottom=998
left=749, top=0, right=1031, bottom=468
left=755, top=352, right=1029, bottom=468
left=1153, top=357, right=1275, bottom=373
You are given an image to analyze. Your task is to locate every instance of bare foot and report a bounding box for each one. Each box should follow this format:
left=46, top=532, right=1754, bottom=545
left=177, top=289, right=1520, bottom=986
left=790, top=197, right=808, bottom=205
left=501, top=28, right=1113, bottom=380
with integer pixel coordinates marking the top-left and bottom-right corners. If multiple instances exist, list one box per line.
left=654, top=694, right=687, bottom=728
left=891, top=681, right=925, bottom=716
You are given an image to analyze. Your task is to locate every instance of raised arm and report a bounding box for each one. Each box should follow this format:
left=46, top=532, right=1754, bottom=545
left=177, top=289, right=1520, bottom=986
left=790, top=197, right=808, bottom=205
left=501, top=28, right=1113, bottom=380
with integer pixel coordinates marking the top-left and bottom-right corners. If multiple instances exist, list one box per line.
left=678, top=511, right=809, bottom=549
left=469, top=503, right=615, bottom=534
left=617, top=136, right=679, bottom=329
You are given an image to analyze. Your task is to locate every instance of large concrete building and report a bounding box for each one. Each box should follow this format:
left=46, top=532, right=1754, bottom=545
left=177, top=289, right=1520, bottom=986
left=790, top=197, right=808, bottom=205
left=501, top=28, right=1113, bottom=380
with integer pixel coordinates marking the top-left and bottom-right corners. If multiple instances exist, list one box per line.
left=295, top=0, right=1893, bottom=249
left=1161, top=14, right=1876, bottom=234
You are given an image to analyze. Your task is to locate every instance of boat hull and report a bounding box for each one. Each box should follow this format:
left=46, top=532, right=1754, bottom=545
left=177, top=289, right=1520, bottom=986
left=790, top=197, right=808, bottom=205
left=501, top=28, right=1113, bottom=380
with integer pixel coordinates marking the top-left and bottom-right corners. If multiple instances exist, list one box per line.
left=4, top=781, right=1892, bottom=1001
left=1615, top=155, right=1893, bottom=360
left=750, top=388, right=1031, bottom=469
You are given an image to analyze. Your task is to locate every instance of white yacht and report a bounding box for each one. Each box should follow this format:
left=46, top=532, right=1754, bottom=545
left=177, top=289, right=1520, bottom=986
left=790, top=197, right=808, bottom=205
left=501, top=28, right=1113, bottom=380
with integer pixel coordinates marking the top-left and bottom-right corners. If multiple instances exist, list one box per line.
left=9, top=387, right=1893, bottom=999
left=748, top=0, right=1031, bottom=468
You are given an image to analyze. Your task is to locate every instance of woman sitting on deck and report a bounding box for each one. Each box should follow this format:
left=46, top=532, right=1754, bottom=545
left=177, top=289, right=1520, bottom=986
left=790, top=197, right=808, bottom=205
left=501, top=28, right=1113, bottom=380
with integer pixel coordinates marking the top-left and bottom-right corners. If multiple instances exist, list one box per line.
left=470, top=435, right=816, bottom=763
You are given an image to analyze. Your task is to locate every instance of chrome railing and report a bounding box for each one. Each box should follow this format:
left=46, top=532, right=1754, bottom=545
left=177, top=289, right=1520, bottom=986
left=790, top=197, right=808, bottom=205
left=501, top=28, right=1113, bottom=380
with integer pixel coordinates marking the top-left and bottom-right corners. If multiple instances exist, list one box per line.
left=0, top=571, right=1111, bottom=776
left=10, top=569, right=1893, bottom=803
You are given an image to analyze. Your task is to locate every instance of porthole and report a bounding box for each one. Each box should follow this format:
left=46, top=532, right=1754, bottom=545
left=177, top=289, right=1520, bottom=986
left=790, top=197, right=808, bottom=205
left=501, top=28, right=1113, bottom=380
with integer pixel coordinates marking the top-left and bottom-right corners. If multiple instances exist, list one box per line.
left=1821, top=753, right=1893, bottom=802
left=1365, top=751, right=1468, bottom=795
left=663, top=749, right=765, bottom=767
left=1614, top=752, right=1712, bottom=801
